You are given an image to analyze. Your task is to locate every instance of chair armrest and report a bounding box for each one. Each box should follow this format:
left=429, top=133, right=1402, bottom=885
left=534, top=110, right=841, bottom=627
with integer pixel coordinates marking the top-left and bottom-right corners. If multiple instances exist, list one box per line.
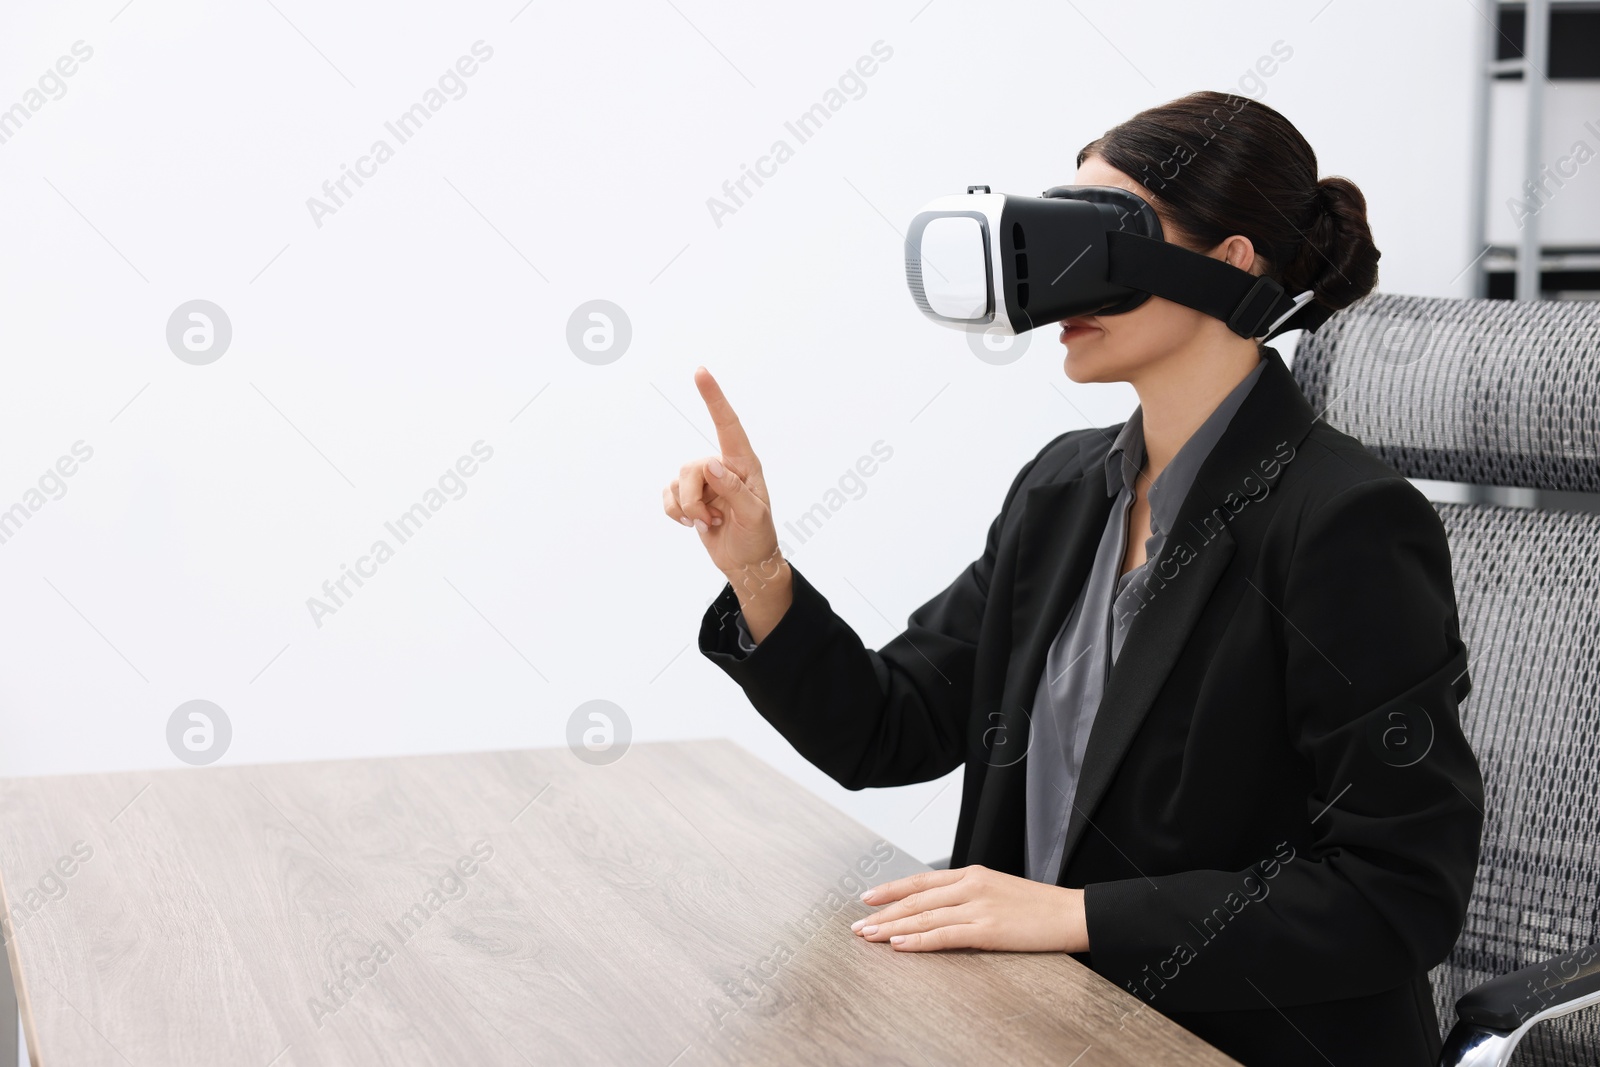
left=1440, top=941, right=1600, bottom=1067
left=1458, top=941, right=1600, bottom=1029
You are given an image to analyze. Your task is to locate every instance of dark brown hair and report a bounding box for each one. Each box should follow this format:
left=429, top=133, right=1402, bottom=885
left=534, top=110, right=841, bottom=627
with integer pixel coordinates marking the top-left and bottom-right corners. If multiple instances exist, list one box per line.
left=1077, top=91, right=1380, bottom=314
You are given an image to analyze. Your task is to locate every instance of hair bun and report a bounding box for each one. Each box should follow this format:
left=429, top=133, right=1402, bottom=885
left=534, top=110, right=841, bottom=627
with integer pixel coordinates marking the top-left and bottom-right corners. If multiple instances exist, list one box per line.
left=1281, top=176, right=1380, bottom=312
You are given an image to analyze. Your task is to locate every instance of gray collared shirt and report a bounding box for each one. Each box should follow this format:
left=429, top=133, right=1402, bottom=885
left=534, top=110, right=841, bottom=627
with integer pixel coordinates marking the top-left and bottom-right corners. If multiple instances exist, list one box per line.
left=1023, top=354, right=1266, bottom=884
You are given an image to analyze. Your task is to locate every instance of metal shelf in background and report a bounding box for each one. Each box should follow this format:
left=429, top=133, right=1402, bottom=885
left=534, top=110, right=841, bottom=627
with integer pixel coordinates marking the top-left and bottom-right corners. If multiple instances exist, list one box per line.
left=1470, top=1, right=1600, bottom=301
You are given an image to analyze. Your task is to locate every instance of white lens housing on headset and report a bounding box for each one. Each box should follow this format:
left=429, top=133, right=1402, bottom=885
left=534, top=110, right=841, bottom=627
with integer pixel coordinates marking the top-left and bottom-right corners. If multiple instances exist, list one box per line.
left=906, top=192, right=1008, bottom=325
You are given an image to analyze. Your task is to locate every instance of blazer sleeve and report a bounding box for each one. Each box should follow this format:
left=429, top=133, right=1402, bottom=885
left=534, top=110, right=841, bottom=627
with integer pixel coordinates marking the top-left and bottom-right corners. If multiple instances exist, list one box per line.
left=697, top=435, right=1065, bottom=791
left=1081, top=476, right=1485, bottom=1011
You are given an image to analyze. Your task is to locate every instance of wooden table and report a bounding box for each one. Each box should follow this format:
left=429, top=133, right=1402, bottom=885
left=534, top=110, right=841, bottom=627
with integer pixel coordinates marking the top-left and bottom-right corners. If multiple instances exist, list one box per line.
left=0, top=740, right=1238, bottom=1066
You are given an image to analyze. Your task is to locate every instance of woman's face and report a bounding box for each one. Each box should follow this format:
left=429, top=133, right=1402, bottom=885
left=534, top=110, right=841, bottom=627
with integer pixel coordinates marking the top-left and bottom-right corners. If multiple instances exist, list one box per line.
left=1061, top=156, right=1260, bottom=385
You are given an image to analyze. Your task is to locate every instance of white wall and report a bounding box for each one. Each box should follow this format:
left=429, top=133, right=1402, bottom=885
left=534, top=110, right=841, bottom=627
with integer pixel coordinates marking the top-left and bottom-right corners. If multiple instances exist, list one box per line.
left=1486, top=80, right=1600, bottom=248
left=0, top=0, right=1481, bottom=865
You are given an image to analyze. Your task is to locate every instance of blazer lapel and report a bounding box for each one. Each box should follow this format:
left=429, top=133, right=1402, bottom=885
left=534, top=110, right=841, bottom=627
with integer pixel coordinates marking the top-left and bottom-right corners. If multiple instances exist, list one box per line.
left=1052, top=522, right=1236, bottom=879
left=1053, top=348, right=1319, bottom=878
left=1009, top=437, right=1121, bottom=720
left=968, top=433, right=1116, bottom=872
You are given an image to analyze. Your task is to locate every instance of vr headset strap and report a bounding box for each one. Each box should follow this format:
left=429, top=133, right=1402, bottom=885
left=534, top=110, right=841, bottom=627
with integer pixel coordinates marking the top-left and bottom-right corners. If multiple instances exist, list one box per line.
left=1104, top=230, right=1334, bottom=341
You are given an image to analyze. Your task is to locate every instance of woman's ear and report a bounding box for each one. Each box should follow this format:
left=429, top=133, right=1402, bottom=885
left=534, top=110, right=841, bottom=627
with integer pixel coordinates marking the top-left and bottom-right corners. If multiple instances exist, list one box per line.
left=1215, top=234, right=1259, bottom=275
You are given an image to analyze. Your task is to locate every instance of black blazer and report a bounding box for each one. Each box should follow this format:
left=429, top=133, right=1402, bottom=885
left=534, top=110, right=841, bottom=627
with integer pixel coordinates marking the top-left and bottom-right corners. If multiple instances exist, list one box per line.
left=698, top=347, right=1484, bottom=1067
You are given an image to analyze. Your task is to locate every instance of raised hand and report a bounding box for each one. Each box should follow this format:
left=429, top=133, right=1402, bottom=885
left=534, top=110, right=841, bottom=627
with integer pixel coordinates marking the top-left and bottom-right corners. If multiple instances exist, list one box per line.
left=664, top=367, right=792, bottom=639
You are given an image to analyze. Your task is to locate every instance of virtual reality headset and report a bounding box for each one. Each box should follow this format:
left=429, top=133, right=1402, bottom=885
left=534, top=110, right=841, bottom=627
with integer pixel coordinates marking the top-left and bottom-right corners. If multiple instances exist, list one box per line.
left=904, top=184, right=1331, bottom=342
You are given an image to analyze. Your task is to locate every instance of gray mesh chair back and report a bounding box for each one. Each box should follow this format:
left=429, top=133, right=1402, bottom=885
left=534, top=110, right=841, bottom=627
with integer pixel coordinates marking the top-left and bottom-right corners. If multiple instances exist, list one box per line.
left=1290, top=292, right=1600, bottom=1067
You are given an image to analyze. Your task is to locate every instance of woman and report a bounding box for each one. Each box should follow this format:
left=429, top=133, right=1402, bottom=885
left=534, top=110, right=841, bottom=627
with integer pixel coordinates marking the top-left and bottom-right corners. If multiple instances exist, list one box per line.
left=663, top=91, right=1483, bottom=1067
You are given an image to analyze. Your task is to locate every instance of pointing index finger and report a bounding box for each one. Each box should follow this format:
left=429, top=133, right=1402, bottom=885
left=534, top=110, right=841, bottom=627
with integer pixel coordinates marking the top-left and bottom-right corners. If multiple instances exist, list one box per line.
left=694, top=366, right=755, bottom=461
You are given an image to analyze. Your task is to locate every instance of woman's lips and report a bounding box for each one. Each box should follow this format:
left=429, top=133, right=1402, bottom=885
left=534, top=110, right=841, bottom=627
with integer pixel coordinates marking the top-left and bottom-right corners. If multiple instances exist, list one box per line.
left=1059, top=320, right=1101, bottom=343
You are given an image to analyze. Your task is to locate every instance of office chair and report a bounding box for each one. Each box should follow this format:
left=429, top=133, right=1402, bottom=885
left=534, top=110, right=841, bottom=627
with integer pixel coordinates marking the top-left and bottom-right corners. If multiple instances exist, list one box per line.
left=1291, top=291, right=1600, bottom=1067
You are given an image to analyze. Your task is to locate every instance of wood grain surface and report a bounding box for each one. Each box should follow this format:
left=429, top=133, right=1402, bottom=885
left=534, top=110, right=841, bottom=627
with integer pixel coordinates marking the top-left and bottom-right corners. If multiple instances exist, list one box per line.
left=0, top=740, right=1238, bottom=1066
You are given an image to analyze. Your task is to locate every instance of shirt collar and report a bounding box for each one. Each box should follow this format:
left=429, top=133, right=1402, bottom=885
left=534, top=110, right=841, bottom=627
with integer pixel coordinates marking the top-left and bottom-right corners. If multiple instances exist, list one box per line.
left=1102, top=354, right=1268, bottom=538
left=1104, top=409, right=1145, bottom=498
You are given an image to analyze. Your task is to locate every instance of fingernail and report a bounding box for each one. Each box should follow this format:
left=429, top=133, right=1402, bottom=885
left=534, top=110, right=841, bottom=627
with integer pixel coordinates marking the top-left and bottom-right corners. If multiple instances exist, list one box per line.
left=679, top=516, right=692, bottom=526
left=694, top=519, right=707, bottom=533
left=710, top=517, right=722, bottom=526
left=860, top=890, right=875, bottom=901
left=850, top=919, right=865, bottom=931
left=708, top=457, right=724, bottom=478
left=862, top=925, right=878, bottom=936
left=889, top=935, right=905, bottom=945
